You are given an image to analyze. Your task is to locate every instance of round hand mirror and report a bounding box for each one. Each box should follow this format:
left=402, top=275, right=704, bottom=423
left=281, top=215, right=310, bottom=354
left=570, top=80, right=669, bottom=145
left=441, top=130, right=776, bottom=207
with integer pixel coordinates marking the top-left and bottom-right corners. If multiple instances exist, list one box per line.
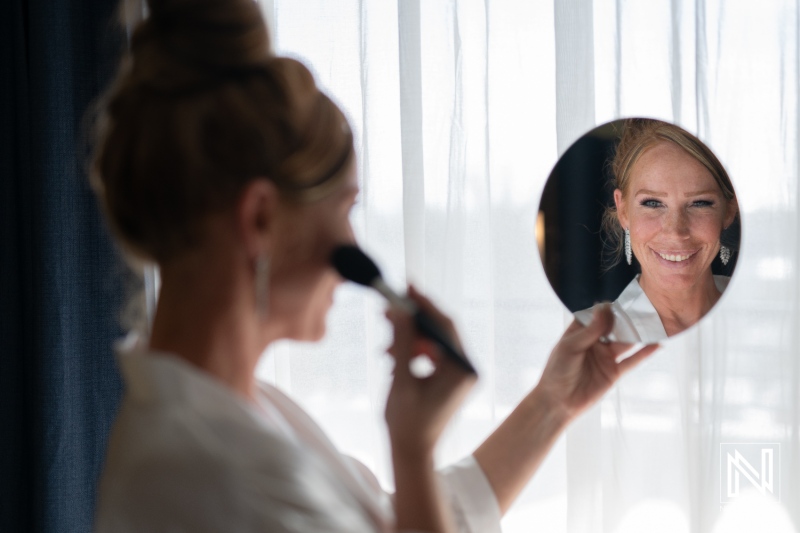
left=537, top=118, right=741, bottom=343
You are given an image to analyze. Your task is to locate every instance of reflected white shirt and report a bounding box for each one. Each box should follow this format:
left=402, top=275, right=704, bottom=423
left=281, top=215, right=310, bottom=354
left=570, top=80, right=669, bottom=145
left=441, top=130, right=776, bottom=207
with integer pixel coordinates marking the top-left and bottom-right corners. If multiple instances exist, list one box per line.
left=574, top=275, right=730, bottom=344
left=94, top=338, right=501, bottom=533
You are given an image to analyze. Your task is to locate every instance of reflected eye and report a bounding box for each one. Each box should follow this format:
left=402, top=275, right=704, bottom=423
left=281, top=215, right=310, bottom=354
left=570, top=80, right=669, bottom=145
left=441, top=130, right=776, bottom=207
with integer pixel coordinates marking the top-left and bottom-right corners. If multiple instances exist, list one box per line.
left=640, top=198, right=663, bottom=208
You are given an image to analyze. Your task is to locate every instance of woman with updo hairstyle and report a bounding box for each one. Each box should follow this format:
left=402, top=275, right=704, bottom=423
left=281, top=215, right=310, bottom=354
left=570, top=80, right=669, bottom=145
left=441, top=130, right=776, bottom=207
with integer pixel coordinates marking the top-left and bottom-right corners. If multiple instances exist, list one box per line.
left=92, top=1, right=656, bottom=531
left=576, top=118, right=739, bottom=343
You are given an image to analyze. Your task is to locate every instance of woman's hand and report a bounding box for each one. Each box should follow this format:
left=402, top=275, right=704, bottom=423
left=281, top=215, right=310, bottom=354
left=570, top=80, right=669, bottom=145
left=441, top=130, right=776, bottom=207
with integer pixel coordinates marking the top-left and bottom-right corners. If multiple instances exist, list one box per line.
left=473, top=304, right=658, bottom=515
left=384, top=286, right=476, bottom=533
left=535, top=304, right=659, bottom=422
left=384, top=286, right=477, bottom=459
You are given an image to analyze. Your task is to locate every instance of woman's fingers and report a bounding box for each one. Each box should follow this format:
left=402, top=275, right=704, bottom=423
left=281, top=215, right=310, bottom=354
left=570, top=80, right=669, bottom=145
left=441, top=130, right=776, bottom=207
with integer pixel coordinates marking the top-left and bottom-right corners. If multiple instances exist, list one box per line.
left=616, top=343, right=659, bottom=374
left=598, top=341, right=652, bottom=359
left=392, top=322, right=473, bottom=393
left=562, top=318, right=585, bottom=336
left=407, top=285, right=439, bottom=317
left=402, top=333, right=475, bottom=407
left=386, top=288, right=471, bottom=389
left=564, top=304, right=614, bottom=352
left=563, top=307, right=658, bottom=370
left=598, top=341, right=638, bottom=360
left=385, top=306, right=417, bottom=382
left=384, top=288, right=476, bottom=457
left=428, top=345, right=476, bottom=388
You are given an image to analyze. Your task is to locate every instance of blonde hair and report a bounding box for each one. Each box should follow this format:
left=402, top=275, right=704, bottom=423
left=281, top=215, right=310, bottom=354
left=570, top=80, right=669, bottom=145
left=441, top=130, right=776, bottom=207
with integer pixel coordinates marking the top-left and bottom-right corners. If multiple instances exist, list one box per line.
left=91, top=0, right=354, bottom=265
left=602, top=119, right=736, bottom=266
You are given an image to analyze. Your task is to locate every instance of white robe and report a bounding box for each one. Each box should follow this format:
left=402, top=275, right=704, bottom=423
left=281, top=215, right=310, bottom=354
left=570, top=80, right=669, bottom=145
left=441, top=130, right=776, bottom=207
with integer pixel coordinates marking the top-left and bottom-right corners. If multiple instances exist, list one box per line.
left=94, top=337, right=501, bottom=533
left=574, top=275, right=730, bottom=344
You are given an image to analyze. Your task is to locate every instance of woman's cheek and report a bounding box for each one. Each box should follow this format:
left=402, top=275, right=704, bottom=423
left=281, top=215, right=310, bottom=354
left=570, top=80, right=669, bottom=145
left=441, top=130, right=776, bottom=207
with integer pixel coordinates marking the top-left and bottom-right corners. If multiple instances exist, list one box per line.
left=631, top=214, right=662, bottom=240
left=690, top=211, right=726, bottom=239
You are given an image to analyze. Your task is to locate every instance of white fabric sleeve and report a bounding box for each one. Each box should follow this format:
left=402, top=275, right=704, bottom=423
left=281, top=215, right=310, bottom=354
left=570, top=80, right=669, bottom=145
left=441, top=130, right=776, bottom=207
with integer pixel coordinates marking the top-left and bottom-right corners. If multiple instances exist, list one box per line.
left=438, top=455, right=502, bottom=533
left=344, top=454, right=502, bottom=533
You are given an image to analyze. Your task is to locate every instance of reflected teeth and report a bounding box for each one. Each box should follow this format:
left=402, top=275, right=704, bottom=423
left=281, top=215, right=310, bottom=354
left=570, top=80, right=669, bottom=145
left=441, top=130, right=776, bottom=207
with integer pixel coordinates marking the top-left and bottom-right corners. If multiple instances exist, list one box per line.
left=658, top=252, right=692, bottom=262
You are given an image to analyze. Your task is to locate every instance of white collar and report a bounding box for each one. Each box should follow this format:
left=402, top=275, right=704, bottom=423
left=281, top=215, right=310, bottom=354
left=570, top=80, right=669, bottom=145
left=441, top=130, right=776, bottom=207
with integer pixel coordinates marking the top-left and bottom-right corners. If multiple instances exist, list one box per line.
left=615, top=275, right=730, bottom=344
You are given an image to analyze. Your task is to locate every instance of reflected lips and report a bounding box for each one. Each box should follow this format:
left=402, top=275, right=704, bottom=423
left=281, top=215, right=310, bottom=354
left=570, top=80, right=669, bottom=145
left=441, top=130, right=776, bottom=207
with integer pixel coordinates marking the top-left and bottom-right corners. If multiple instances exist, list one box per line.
left=651, top=248, right=698, bottom=265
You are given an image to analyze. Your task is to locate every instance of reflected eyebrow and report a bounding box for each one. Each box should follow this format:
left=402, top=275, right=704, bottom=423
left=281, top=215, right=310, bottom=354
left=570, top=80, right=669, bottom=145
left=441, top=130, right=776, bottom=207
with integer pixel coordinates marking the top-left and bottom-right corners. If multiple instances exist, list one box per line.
left=684, top=189, right=717, bottom=197
left=635, top=189, right=667, bottom=197
left=634, top=188, right=720, bottom=198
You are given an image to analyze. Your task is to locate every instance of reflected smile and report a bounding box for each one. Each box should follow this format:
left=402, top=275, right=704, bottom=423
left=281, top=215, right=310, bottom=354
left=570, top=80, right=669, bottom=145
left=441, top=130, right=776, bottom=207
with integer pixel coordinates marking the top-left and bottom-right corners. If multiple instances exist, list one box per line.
left=656, top=251, right=696, bottom=262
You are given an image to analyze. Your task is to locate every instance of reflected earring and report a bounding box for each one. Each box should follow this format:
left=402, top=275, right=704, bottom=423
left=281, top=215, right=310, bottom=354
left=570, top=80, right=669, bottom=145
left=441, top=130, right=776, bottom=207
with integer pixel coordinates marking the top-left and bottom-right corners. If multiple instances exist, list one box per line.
left=255, top=254, right=270, bottom=318
left=720, top=245, right=731, bottom=266
left=624, top=227, right=632, bottom=265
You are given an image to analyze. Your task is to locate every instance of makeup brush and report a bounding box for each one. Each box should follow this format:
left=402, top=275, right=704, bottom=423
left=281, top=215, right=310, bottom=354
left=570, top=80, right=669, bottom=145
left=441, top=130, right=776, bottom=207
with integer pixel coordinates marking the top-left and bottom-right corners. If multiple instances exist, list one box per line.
left=331, top=245, right=477, bottom=375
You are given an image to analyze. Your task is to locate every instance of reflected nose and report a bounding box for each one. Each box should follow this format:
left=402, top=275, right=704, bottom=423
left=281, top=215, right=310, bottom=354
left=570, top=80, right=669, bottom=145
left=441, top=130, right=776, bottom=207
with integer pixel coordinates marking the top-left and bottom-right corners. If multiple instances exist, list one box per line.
left=664, top=208, right=690, bottom=237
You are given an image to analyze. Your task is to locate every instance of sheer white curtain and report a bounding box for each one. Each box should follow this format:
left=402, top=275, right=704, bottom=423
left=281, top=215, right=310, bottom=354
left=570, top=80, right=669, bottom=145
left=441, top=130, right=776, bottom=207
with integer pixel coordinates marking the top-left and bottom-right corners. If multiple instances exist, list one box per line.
left=253, top=1, right=800, bottom=532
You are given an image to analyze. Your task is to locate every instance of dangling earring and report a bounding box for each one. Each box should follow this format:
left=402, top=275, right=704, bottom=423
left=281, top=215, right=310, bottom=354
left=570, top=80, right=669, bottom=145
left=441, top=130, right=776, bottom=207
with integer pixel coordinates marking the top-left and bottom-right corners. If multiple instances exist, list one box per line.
left=255, top=254, right=270, bottom=318
left=720, top=245, right=731, bottom=266
left=624, top=227, right=632, bottom=265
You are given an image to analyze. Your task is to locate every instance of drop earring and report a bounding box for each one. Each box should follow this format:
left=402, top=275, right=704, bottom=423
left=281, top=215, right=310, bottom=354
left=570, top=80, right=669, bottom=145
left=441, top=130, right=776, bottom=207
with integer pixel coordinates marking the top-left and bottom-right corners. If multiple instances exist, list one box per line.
left=624, top=227, right=632, bottom=265
left=255, top=254, right=270, bottom=318
left=720, top=245, right=731, bottom=266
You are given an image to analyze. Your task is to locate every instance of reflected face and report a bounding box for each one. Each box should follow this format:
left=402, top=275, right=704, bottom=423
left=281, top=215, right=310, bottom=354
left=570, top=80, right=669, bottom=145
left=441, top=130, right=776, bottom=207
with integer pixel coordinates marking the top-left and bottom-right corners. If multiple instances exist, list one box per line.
left=270, top=164, right=358, bottom=341
left=615, top=141, right=737, bottom=291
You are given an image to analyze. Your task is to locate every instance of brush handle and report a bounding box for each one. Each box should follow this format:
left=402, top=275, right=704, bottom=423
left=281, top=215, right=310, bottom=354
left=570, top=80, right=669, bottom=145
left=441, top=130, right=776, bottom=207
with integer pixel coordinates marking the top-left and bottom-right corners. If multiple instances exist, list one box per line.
left=413, top=310, right=477, bottom=375
left=371, top=278, right=476, bottom=374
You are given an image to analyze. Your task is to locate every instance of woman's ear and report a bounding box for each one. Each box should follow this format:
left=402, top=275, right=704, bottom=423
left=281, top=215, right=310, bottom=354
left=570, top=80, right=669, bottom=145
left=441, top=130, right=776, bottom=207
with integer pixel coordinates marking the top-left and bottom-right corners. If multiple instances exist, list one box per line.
left=614, top=189, right=629, bottom=229
left=236, top=178, right=280, bottom=259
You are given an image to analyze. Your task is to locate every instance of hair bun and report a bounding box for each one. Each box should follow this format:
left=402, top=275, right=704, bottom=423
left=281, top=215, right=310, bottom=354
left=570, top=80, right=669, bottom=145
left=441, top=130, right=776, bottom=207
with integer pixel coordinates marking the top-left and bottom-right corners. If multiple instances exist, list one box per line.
left=132, top=0, right=271, bottom=92
left=93, top=0, right=354, bottom=264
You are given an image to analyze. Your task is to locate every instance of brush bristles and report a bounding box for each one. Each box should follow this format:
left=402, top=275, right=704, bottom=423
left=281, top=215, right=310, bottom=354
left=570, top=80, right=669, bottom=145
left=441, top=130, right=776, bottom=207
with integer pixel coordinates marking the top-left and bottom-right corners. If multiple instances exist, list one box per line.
left=330, top=245, right=381, bottom=287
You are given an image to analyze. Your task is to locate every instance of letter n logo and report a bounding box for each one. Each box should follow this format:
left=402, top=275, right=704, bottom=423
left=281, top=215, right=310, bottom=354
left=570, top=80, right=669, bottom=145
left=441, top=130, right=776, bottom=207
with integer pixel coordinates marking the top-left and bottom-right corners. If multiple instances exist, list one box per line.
left=720, top=443, right=780, bottom=504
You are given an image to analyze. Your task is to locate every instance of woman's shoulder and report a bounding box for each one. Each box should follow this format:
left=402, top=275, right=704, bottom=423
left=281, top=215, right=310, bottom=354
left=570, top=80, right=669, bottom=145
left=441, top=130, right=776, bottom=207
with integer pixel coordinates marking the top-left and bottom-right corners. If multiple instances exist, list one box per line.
left=100, top=345, right=386, bottom=531
left=101, top=392, right=307, bottom=487
left=102, top=350, right=330, bottom=498
left=97, top=394, right=372, bottom=533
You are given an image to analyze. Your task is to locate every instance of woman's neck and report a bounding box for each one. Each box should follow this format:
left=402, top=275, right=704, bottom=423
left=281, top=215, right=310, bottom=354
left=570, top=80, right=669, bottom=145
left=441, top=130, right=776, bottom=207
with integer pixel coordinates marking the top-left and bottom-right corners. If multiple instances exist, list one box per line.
left=148, top=260, right=274, bottom=403
left=638, top=272, right=721, bottom=337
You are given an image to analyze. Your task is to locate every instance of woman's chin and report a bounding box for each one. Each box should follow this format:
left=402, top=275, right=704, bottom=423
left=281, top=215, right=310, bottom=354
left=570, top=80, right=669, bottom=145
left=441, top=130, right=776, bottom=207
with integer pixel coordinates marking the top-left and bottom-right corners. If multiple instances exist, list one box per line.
left=643, top=263, right=713, bottom=290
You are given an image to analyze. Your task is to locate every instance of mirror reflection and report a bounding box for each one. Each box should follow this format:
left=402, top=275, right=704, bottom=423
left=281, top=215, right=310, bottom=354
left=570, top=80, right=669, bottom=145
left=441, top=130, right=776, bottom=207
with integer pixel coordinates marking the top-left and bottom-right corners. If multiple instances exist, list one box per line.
left=538, top=118, right=741, bottom=343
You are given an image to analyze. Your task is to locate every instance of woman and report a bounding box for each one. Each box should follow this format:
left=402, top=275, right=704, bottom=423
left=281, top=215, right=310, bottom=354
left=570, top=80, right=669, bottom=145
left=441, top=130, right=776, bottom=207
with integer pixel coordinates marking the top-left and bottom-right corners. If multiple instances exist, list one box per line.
left=91, top=1, right=656, bottom=531
left=576, top=119, right=739, bottom=343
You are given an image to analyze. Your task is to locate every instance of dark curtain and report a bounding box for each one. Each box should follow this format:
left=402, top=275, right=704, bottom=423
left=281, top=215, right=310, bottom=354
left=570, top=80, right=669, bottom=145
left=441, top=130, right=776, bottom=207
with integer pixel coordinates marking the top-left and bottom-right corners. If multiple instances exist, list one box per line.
left=1, top=0, right=126, bottom=532
left=540, top=133, right=637, bottom=312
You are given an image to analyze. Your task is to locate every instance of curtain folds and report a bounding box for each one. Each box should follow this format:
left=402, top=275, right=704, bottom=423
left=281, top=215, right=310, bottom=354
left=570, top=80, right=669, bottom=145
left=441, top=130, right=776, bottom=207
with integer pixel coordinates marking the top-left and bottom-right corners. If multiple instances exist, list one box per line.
left=0, top=1, right=126, bottom=532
